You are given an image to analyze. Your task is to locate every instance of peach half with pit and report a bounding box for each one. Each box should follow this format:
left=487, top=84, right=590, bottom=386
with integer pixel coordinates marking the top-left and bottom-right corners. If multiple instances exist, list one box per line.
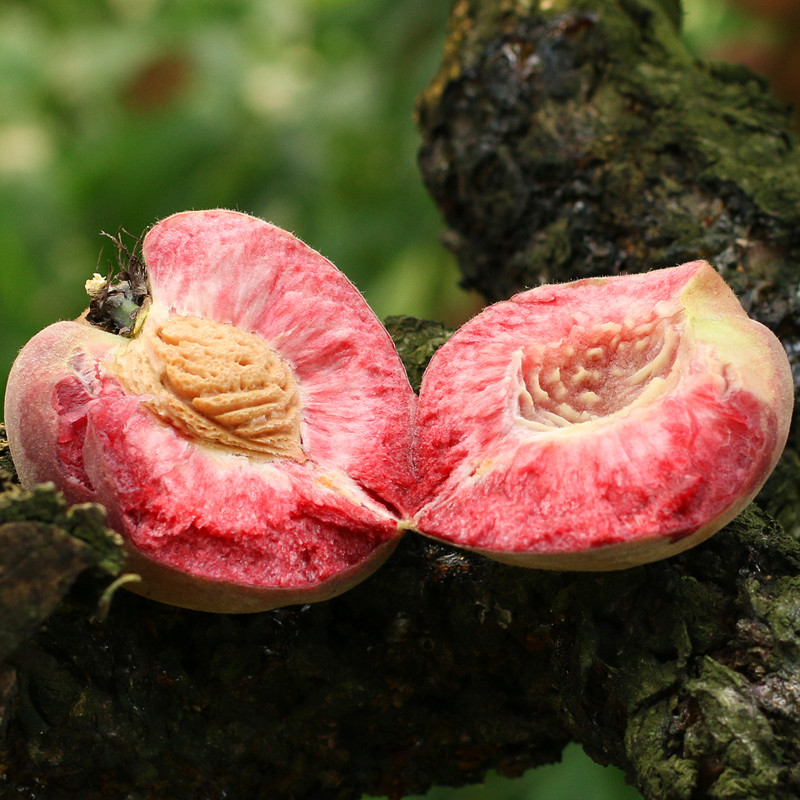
left=411, top=261, right=793, bottom=570
left=4, top=210, right=416, bottom=612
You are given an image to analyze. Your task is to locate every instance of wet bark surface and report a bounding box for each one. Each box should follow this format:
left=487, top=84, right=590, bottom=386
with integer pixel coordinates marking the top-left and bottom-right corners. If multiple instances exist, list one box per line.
left=3, top=448, right=800, bottom=800
left=3, top=342, right=800, bottom=800
left=4, top=1, right=800, bottom=799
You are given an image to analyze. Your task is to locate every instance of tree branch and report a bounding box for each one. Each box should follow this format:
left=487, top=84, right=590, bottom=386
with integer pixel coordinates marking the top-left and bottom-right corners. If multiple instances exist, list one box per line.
left=3, top=2, right=800, bottom=799
left=3, top=324, right=800, bottom=799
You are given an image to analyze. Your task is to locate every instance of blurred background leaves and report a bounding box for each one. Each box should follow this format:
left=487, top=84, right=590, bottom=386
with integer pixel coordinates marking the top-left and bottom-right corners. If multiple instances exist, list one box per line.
left=0, top=0, right=797, bottom=797
left=0, top=0, right=470, bottom=399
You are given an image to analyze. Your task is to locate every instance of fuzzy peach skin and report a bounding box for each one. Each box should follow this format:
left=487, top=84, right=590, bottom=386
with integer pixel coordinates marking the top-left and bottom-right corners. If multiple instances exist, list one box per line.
left=4, top=210, right=417, bottom=612
left=411, top=261, right=794, bottom=571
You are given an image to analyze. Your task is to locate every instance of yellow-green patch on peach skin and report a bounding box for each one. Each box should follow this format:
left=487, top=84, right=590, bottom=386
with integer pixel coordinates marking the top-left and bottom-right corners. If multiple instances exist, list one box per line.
left=688, top=318, right=793, bottom=412
left=681, top=262, right=793, bottom=414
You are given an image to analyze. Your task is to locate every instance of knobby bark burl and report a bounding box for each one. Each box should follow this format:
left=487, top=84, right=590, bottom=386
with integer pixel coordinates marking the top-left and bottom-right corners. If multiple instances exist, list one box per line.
left=3, top=1, right=800, bottom=799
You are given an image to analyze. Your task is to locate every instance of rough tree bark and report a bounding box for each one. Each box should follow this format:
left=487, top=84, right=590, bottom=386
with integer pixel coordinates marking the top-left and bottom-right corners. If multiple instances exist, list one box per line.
left=3, top=1, right=800, bottom=799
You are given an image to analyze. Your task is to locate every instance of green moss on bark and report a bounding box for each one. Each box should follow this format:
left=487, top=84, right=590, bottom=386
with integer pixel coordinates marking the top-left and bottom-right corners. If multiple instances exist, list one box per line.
left=0, top=424, right=124, bottom=662
left=384, top=315, right=453, bottom=392
left=417, top=0, right=800, bottom=342
left=2, top=494, right=798, bottom=799
left=1, top=329, right=800, bottom=800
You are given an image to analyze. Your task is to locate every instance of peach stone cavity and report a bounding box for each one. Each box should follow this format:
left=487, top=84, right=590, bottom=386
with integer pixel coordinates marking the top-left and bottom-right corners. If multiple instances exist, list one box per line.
left=114, top=315, right=304, bottom=460
left=519, top=311, right=681, bottom=429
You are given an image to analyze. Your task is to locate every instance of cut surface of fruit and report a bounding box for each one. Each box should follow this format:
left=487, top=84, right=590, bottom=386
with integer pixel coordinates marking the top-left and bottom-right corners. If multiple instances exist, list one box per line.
left=4, top=210, right=416, bottom=612
left=411, top=261, right=793, bottom=570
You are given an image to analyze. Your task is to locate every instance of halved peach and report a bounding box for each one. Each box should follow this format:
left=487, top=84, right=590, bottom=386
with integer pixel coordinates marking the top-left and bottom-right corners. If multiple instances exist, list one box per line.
left=5, top=210, right=416, bottom=611
left=411, top=261, right=793, bottom=570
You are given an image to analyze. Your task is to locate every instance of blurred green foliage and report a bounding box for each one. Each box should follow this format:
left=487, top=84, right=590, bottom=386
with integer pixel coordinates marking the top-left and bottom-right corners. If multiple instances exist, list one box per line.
left=682, top=0, right=755, bottom=55
left=367, top=745, right=643, bottom=800
left=0, top=1, right=766, bottom=798
left=0, top=0, right=472, bottom=399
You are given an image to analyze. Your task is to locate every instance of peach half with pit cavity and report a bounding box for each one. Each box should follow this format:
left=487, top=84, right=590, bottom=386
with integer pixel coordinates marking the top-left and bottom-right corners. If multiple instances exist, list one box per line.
left=4, top=210, right=417, bottom=612
left=411, top=261, right=793, bottom=570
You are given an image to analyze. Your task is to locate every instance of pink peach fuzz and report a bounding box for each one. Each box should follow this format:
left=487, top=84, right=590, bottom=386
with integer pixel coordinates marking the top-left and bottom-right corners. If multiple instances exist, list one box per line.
left=411, top=261, right=793, bottom=570
left=4, top=210, right=417, bottom=612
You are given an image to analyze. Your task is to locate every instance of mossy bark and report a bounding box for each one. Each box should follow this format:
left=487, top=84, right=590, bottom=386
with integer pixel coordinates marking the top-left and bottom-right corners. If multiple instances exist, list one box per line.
left=4, top=1, right=800, bottom=799
left=4, top=326, right=800, bottom=800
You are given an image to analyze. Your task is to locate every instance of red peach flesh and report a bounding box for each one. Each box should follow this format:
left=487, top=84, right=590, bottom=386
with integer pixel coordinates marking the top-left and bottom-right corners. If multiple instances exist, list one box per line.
left=411, top=261, right=794, bottom=570
left=4, top=210, right=417, bottom=612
